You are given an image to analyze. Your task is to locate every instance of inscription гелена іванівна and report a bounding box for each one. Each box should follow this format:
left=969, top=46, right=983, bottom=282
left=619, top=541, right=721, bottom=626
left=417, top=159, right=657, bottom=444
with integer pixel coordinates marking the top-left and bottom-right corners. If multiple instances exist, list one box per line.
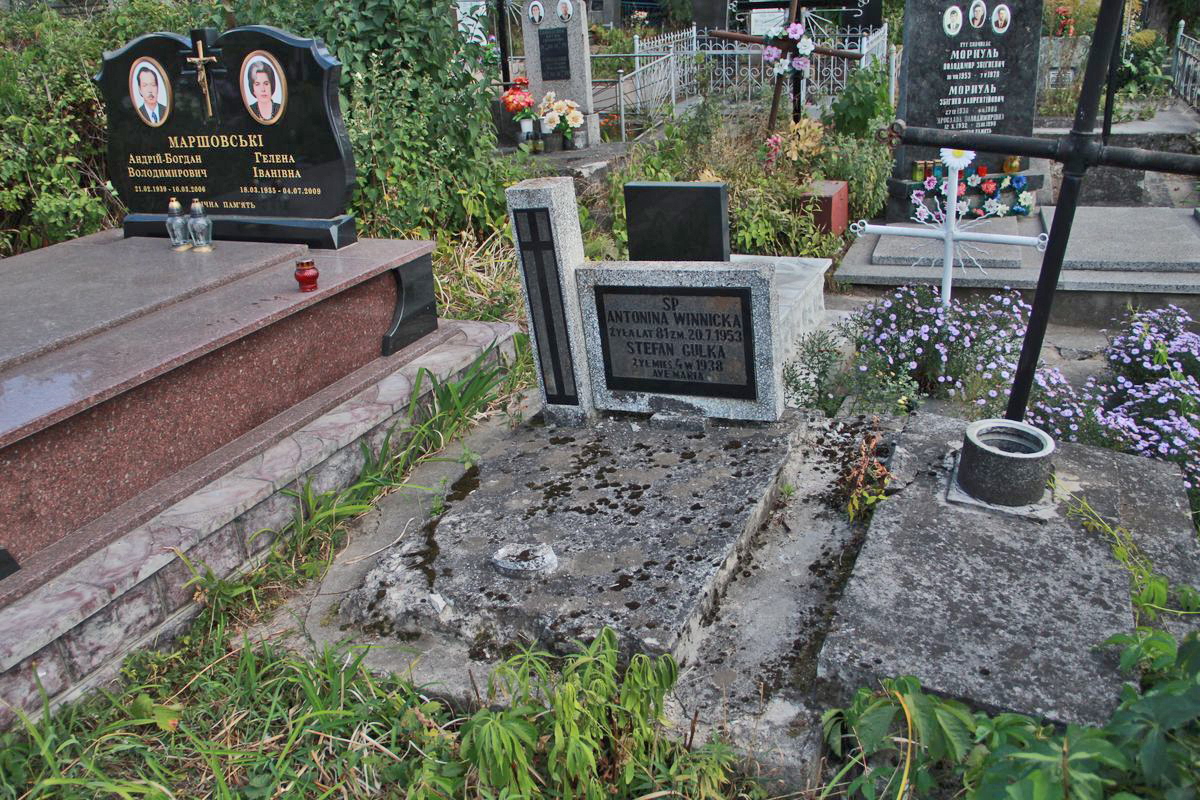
left=96, top=25, right=357, bottom=247
left=595, top=287, right=756, bottom=400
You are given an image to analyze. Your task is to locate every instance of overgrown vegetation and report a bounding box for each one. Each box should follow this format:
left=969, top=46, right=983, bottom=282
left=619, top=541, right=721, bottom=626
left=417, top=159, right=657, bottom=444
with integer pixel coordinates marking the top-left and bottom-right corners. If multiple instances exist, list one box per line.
left=823, top=629, right=1200, bottom=799
left=0, top=623, right=760, bottom=798
left=586, top=95, right=893, bottom=260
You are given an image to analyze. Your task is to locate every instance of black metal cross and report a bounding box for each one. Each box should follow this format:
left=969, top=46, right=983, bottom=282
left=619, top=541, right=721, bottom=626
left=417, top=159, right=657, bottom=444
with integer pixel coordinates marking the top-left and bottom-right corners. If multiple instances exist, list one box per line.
left=891, top=0, right=1200, bottom=422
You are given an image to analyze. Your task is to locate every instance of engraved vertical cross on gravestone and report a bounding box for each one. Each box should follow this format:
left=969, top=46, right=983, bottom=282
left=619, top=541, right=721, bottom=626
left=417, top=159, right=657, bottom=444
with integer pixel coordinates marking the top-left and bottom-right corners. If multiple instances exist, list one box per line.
left=506, top=177, right=595, bottom=422
left=886, top=0, right=1043, bottom=219
left=519, top=0, right=601, bottom=146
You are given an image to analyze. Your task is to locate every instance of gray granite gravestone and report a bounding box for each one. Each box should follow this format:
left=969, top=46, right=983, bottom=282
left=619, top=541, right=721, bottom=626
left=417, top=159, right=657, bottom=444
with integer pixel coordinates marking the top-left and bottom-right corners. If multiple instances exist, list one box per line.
left=625, top=182, right=731, bottom=262
left=506, top=177, right=831, bottom=423
left=887, top=0, right=1044, bottom=219
left=506, top=177, right=596, bottom=423
left=519, top=0, right=601, bottom=147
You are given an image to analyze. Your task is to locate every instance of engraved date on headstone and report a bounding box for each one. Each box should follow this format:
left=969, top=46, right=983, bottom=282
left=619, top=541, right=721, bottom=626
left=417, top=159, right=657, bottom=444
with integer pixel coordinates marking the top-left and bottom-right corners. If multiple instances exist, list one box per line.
left=595, top=286, right=756, bottom=400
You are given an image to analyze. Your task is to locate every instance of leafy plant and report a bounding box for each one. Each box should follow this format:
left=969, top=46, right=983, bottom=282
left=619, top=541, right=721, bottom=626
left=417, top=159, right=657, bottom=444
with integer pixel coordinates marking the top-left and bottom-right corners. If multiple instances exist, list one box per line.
left=826, top=62, right=891, bottom=140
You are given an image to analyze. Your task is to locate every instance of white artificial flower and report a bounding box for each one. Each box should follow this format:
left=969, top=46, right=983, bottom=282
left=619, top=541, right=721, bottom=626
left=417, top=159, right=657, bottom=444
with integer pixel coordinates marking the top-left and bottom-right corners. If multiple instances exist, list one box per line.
left=983, top=197, right=1002, bottom=215
left=1017, top=190, right=1034, bottom=207
left=552, top=100, right=569, bottom=114
left=966, top=173, right=982, bottom=187
left=566, top=109, right=584, bottom=128
left=956, top=200, right=970, bottom=216
left=543, top=110, right=561, bottom=128
left=796, top=36, right=815, bottom=56
left=939, top=148, right=975, bottom=171
left=772, top=59, right=789, bottom=76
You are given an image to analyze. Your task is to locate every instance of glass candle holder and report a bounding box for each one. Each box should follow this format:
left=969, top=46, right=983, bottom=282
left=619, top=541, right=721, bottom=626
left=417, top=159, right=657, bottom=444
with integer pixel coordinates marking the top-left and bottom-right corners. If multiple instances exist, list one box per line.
left=923, top=162, right=933, bottom=179
left=1003, top=155, right=1021, bottom=174
left=933, top=164, right=944, bottom=179
left=188, top=198, right=213, bottom=252
left=911, top=160, right=924, bottom=181
left=165, top=197, right=190, bottom=251
left=977, top=164, right=988, bottom=177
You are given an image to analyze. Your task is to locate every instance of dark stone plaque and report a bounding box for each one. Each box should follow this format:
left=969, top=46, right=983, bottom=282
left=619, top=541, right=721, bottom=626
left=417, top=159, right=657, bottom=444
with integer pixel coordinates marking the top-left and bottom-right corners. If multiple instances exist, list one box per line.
left=595, top=286, right=756, bottom=400
left=0, top=547, right=17, bottom=580
left=96, top=26, right=357, bottom=248
left=538, top=28, right=571, bottom=82
left=625, top=182, right=730, bottom=262
left=515, top=208, right=578, bottom=406
left=888, top=0, right=1042, bottom=218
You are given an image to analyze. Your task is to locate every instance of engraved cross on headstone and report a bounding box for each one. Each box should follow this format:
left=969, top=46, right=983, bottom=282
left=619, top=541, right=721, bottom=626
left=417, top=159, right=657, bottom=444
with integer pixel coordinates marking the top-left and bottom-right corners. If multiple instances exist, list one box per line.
left=514, top=208, right=579, bottom=407
left=888, top=0, right=1200, bottom=421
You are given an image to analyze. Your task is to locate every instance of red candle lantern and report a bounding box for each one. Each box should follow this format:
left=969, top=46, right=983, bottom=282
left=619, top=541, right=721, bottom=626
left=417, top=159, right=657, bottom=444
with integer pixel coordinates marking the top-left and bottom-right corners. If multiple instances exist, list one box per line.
left=294, top=259, right=319, bottom=292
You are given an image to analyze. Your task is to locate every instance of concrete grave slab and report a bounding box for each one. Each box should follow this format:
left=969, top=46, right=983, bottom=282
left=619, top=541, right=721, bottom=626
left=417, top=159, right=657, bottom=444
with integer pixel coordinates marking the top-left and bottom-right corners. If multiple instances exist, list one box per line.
left=816, top=412, right=1192, bottom=727
left=1040, top=206, right=1200, bottom=271
left=871, top=217, right=1026, bottom=269
left=342, top=415, right=793, bottom=661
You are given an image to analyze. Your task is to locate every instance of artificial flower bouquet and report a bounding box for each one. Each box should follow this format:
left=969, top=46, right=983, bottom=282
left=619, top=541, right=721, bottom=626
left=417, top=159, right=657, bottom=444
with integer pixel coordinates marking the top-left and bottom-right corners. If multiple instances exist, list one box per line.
left=760, top=20, right=815, bottom=77
left=538, top=92, right=585, bottom=140
left=501, top=76, right=537, bottom=123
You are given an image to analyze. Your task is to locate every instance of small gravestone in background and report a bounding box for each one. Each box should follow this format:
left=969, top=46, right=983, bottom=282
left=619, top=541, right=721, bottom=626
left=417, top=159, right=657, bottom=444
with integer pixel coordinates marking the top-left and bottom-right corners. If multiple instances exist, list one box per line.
left=520, top=0, right=601, bottom=147
left=96, top=26, right=357, bottom=248
left=887, top=0, right=1044, bottom=219
left=625, top=182, right=731, bottom=262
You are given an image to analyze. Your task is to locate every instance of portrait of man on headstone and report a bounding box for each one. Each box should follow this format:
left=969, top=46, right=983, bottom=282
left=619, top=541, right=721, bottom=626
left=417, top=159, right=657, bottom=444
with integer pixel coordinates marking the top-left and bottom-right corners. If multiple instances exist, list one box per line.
left=557, top=0, right=573, bottom=22
left=943, top=5, right=963, bottom=36
left=969, top=0, right=987, bottom=28
left=529, top=0, right=544, bottom=24
left=129, top=58, right=169, bottom=127
left=992, top=3, right=1011, bottom=33
left=240, top=53, right=287, bottom=125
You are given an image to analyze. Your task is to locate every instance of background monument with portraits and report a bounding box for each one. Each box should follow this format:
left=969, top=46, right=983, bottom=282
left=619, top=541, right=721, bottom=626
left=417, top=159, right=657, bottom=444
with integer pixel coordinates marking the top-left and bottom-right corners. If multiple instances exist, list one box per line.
left=886, top=0, right=1043, bottom=219
left=96, top=26, right=357, bottom=248
left=520, top=0, right=601, bottom=148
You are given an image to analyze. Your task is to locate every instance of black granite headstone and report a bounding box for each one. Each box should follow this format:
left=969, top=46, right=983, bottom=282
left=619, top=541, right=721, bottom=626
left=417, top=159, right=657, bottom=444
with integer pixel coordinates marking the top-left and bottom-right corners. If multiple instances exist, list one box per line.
left=624, top=182, right=730, bottom=262
left=887, top=0, right=1043, bottom=219
left=0, top=547, right=17, bottom=580
left=96, top=26, right=357, bottom=248
left=538, top=28, right=571, bottom=82
left=594, top=286, right=756, bottom=399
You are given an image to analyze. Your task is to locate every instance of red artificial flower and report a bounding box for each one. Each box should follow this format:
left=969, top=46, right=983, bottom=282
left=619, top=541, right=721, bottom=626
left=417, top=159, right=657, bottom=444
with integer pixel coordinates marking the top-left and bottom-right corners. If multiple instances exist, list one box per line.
left=981, top=179, right=997, bottom=195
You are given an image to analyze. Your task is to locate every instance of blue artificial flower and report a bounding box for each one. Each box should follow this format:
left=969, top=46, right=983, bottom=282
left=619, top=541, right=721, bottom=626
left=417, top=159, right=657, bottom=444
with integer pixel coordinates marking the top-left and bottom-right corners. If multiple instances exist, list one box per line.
left=1011, top=175, right=1027, bottom=190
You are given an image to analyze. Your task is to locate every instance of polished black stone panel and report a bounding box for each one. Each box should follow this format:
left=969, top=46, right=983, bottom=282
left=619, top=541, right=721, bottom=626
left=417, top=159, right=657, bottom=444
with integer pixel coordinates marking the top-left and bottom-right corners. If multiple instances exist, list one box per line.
left=382, top=253, right=439, bottom=356
left=515, top=208, right=578, bottom=406
left=888, top=0, right=1042, bottom=219
left=538, top=28, right=571, bottom=82
left=595, top=285, right=756, bottom=400
left=96, top=25, right=357, bottom=248
left=624, top=182, right=730, bottom=262
left=0, top=548, right=16, bottom=580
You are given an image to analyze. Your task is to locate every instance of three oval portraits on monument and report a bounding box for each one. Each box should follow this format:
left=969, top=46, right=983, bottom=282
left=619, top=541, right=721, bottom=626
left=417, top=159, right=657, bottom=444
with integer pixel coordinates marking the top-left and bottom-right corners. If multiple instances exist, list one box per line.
left=128, top=50, right=287, bottom=128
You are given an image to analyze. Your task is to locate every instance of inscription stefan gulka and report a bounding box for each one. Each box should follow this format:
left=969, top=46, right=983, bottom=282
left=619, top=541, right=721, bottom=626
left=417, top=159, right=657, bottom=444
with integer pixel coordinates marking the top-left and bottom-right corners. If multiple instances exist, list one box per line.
left=596, top=289, right=754, bottom=395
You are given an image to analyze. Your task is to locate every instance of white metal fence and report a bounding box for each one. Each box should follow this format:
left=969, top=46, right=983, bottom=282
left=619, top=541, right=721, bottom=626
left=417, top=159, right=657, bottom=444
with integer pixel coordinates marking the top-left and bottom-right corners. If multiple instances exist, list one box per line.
left=1174, top=22, right=1200, bottom=111
left=510, top=18, right=890, bottom=140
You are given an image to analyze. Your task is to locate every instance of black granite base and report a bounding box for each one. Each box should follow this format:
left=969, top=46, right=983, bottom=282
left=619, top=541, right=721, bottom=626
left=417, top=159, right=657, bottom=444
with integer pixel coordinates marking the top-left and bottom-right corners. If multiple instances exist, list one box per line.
left=124, top=213, right=358, bottom=249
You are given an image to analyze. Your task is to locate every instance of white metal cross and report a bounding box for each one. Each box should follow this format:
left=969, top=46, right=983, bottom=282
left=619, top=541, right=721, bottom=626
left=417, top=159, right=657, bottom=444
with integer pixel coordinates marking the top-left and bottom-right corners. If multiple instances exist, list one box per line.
left=850, top=148, right=1049, bottom=308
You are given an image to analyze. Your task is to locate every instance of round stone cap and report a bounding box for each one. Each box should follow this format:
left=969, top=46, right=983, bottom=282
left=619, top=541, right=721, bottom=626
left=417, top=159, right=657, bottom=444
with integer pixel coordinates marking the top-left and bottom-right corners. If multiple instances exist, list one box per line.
left=957, top=419, right=1055, bottom=506
left=492, top=543, right=558, bottom=579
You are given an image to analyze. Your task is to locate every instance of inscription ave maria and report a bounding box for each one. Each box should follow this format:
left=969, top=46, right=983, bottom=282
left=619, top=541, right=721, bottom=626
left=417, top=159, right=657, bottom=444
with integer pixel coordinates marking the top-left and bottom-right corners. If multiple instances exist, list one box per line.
left=596, top=287, right=756, bottom=400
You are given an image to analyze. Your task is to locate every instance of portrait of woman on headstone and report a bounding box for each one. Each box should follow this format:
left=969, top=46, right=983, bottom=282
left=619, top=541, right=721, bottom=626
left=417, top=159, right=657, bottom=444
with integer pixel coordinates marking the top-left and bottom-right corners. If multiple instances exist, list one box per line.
left=969, top=0, right=987, bottom=28
left=240, top=52, right=287, bottom=125
left=943, top=5, right=963, bottom=36
left=528, top=0, right=545, bottom=24
left=557, top=0, right=574, bottom=22
left=129, top=58, right=170, bottom=127
left=992, top=3, right=1011, bottom=33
